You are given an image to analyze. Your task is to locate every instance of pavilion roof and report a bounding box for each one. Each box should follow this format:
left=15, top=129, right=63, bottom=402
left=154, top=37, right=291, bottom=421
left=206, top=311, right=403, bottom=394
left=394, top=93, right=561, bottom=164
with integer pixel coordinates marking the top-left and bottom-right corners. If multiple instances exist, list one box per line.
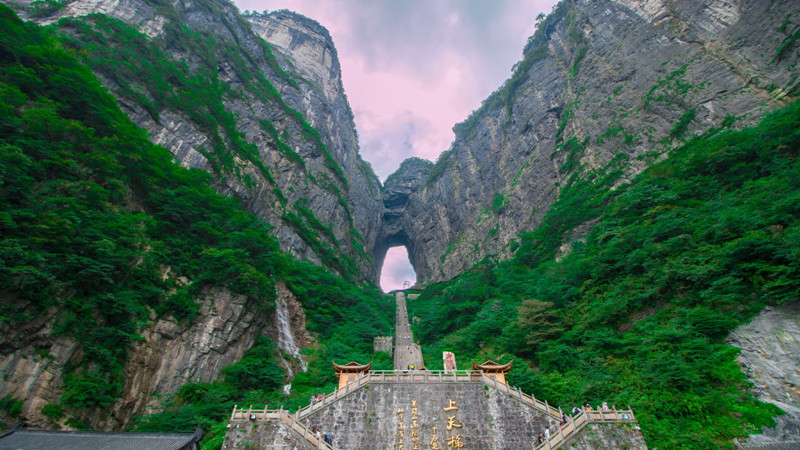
left=332, top=360, right=372, bottom=373
left=471, top=359, right=513, bottom=372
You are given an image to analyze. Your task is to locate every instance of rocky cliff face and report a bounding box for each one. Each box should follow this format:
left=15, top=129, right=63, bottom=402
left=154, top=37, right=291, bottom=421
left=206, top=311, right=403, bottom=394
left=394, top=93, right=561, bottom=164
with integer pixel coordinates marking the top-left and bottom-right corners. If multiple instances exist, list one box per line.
left=387, top=0, right=800, bottom=283
left=728, top=301, right=800, bottom=444
left=247, top=10, right=384, bottom=281
left=374, top=158, right=432, bottom=277
left=0, top=282, right=312, bottom=430
left=10, top=0, right=383, bottom=282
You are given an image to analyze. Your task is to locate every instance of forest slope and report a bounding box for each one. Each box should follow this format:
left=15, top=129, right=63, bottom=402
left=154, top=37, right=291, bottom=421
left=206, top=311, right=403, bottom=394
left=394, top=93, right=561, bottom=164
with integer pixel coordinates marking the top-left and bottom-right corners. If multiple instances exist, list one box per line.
left=0, top=5, right=393, bottom=438
left=408, top=100, right=800, bottom=448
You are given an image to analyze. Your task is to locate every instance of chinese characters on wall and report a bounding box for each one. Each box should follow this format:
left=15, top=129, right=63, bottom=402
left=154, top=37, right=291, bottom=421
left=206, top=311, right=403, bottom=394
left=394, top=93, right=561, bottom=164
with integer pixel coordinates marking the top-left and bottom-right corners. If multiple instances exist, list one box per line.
left=397, top=398, right=467, bottom=449
left=442, top=399, right=463, bottom=449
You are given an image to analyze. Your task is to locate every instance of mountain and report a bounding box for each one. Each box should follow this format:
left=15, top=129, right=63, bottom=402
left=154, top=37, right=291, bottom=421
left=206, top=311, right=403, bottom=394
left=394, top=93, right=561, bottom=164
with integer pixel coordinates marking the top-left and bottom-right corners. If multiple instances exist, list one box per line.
left=10, top=0, right=384, bottom=282
left=0, top=0, right=392, bottom=434
left=1, top=0, right=799, bottom=447
left=388, top=0, right=799, bottom=283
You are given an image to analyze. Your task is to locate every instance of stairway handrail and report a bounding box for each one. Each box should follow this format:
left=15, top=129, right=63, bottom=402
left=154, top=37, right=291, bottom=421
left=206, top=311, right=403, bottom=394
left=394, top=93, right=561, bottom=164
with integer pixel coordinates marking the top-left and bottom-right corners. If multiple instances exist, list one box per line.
left=533, top=407, right=638, bottom=450
left=278, top=410, right=335, bottom=449
left=228, top=408, right=334, bottom=449
left=480, top=374, right=562, bottom=419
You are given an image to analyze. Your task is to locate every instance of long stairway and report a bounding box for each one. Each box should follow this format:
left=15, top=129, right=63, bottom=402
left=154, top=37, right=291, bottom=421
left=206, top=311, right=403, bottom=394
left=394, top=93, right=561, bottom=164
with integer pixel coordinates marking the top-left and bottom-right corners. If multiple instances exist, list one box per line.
left=228, top=407, right=334, bottom=449
left=223, top=290, right=645, bottom=449
left=393, top=291, right=423, bottom=370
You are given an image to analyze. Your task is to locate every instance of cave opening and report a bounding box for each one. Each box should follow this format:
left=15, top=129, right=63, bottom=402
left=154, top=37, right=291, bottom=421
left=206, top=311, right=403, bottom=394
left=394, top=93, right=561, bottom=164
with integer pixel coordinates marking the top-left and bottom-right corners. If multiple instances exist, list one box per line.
left=379, top=246, right=416, bottom=293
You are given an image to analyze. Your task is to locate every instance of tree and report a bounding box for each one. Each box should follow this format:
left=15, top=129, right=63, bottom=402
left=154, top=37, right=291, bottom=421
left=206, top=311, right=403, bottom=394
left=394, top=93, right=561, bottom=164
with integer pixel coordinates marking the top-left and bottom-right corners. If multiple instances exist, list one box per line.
left=516, top=299, right=563, bottom=347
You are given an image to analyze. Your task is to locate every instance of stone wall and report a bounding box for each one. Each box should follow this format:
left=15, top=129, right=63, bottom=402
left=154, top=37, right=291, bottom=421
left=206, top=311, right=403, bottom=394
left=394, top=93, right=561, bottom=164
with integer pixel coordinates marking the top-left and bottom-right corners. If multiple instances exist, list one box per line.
left=373, top=337, right=394, bottom=355
left=244, top=381, right=553, bottom=449
left=562, top=423, right=647, bottom=449
left=224, top=419, right=314, bottom=450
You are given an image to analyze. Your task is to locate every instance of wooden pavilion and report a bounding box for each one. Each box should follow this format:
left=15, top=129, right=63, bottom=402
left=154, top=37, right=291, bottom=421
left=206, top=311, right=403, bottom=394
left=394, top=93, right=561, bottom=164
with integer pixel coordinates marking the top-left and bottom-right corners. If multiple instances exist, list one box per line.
left=472, top=359, right=513, bottom=384
left=332, top=360, right=371, bottom=389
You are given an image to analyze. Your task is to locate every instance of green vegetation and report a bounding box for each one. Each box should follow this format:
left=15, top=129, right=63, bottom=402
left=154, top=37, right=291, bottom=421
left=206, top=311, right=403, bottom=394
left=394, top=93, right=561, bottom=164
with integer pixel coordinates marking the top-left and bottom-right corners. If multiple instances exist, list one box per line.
left=0, top=6, right=391, bottom=446
left=28, top=0, right=68, bottom=17
left=261, top=120, right=306, bottom=169
left=53, top=10, right=359, bottom=267
left=642, top=64, right=709, bottom=111
left=426, top=149, right=454, bottom=185
left=0, top=395, right=23, bottom=420
left=775, top=14, right=800, bottom=61
left=490, top=193, right=507, bottom=213
left=41, top=403, right=64, bottom=422
left=410, top=102, right=800, bottom=448
left=669, top=108, right=697, bottom=139
left=383, top=157, right=433, bottom=186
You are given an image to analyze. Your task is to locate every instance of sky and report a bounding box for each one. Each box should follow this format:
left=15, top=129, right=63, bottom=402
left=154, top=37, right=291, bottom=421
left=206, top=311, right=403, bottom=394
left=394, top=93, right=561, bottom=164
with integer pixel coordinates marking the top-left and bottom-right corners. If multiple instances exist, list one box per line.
left=232, top=0, right=559, bottom=291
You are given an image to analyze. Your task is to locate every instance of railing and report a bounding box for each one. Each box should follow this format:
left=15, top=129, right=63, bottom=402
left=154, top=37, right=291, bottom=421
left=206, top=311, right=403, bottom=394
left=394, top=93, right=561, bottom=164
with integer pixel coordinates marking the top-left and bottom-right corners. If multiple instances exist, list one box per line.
left=230, top=370, right=637, bottom=450
left=229, top=406, right=333, bottom=449
left=533, top=408, right=637, bottom=450
left=295, top=370, right=483, bottom=419
left=480, top=374, right=562, bottom=419
left=294, top=374, right=372, bottom=419
left=368, top=369, right=482, bottom=383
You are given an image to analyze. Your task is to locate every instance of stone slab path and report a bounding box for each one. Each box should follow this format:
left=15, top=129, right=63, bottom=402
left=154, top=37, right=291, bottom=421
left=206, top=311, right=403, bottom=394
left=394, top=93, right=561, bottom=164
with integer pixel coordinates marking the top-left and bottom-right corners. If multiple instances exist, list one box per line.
left=393, top=291, right=423, bottom=370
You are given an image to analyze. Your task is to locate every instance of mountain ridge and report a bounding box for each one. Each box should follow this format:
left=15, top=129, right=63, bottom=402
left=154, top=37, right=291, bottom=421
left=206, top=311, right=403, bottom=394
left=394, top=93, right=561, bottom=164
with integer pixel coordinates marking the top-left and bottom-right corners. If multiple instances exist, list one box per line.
left=385, top=0, right=799, bottom=284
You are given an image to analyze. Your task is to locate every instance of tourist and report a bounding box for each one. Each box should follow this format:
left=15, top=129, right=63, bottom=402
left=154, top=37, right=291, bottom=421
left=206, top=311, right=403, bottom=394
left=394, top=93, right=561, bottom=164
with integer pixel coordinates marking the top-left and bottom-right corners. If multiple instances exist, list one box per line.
left=544, top=427, right=550, bottom=439
left=602, top=401, right=610, bottom=412
left=561, top=412, right=568, bottom=425
left=311, top=423, right=318, bottom=433
left=311, top=395, right=316, bottom=405
left=537, top=432, right=544, bottom=444
left=572, top=406, right=581, bottom=415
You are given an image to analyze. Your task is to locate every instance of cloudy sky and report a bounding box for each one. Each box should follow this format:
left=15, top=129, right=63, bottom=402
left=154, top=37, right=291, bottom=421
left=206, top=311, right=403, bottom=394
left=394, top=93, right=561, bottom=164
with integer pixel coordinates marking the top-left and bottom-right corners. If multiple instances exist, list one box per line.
left=232, top=0, right=559, bottom=291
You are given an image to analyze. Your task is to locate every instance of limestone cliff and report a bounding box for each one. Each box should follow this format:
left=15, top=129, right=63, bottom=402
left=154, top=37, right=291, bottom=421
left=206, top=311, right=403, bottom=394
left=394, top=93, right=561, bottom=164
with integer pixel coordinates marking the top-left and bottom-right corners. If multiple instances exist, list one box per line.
left=10, top=0, right=383, bottom=282
left=1, top=0, right=381, bottom=428
left=375, top=158, right=432, bottom=277
left=387, top=0, right=800, bottom=283
left=728, top=301, right=800, bottom=445
left=0, top=282, right=312, bottom=430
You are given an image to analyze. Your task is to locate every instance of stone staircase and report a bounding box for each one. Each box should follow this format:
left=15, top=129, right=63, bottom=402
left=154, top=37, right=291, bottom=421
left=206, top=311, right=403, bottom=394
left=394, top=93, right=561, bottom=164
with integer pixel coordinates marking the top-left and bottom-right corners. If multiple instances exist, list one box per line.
left=290, top=369, right=562, bottom=422
left=534, top=408, right=639, bottom=449
left=227, top=370, right=643, bottom=449
left=481, top=372, right=562, bottom=419
left=229, top=406, right=334, bottom=449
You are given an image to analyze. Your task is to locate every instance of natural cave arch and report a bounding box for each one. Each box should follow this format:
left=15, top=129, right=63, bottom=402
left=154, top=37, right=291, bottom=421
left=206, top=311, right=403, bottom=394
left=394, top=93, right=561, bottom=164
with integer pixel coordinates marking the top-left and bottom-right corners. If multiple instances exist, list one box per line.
left=378, top=245, right=416, bottom=292
left=374, top=157, right=431, bottom=289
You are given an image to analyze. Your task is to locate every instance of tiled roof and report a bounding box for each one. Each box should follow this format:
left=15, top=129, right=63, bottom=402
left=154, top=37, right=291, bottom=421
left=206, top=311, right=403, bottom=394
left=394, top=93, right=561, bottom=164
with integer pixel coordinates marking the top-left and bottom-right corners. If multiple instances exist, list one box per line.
left=0, top=428, right=201, bottom=450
